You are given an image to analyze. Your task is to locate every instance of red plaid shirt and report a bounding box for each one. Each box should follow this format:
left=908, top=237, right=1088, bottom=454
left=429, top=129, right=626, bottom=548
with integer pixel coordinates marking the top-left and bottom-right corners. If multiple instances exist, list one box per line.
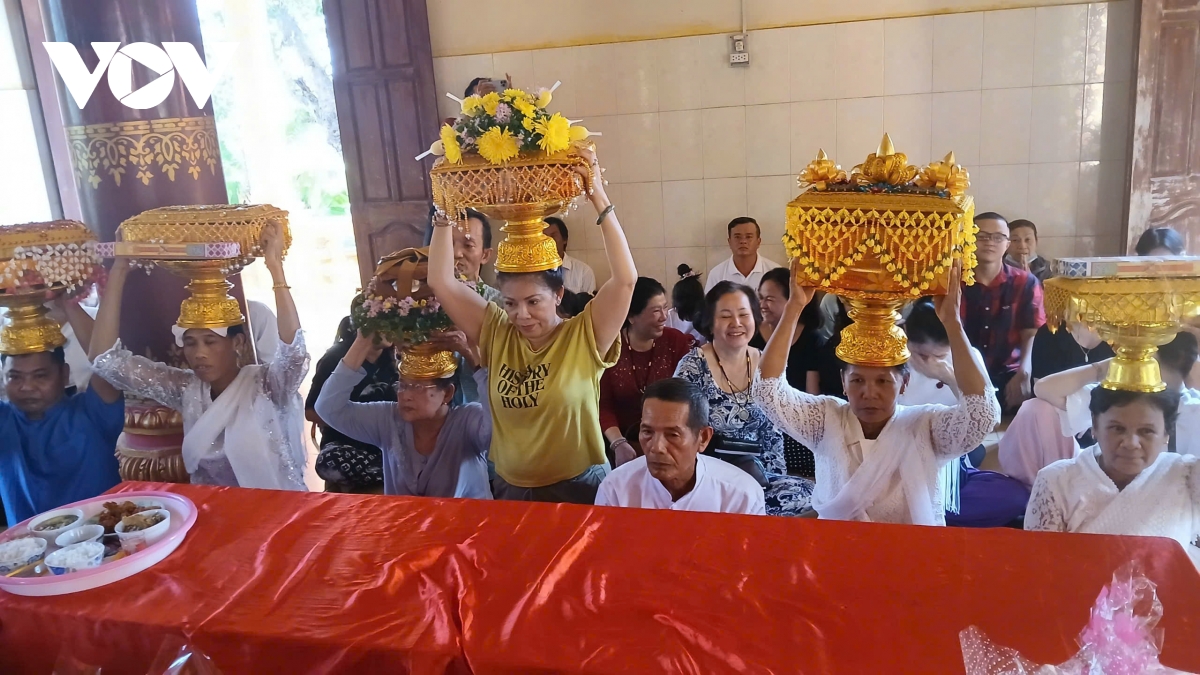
left=960, top=264, right=1046, bottom=379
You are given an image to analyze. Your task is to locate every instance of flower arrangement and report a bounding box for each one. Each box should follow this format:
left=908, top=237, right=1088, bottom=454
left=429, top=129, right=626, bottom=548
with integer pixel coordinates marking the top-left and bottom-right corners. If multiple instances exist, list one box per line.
left=419, top=82, right=595, bottom=165
left=351, top=276, right=483, bottom=347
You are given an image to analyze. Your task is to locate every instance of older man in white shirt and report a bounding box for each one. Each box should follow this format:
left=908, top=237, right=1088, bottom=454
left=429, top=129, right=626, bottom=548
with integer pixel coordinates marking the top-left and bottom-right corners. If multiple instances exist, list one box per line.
left=543, top=216, right=596, bottom=294
left=705, top=217, right=782, bottom=292
left=596, top=378, right=766, bottom=514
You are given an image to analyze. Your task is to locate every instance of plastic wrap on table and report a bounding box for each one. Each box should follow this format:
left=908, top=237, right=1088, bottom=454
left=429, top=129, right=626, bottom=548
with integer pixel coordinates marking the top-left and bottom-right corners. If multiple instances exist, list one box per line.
left=53, top=650, right=101, bottom=675
left=146, top=636, right=222, bottom=675
left=962, top=564, right=1199, bottom=675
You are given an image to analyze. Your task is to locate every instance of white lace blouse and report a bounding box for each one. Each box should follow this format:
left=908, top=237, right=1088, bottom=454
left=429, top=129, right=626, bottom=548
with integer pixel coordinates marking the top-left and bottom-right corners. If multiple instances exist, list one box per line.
left=752, top=376, right=999, bottom=525
left=1026, top=448, right=1200, bottom=565
left=93, top=332, right=310, bottom=489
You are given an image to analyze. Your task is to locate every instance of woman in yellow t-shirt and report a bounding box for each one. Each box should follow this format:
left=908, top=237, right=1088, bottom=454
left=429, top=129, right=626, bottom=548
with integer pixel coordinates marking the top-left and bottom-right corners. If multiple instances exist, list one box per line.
left=428, top=147, right=637, bottom=503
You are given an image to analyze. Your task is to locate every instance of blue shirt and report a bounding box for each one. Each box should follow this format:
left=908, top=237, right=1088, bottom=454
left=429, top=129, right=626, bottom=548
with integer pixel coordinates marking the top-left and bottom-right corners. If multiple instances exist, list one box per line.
left=0, top=387, right=124, bottom=524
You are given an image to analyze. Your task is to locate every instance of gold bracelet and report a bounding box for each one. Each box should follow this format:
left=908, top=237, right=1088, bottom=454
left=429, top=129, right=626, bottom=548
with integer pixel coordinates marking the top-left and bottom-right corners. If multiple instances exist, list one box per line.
left=273, top=283, right=291, bottom=290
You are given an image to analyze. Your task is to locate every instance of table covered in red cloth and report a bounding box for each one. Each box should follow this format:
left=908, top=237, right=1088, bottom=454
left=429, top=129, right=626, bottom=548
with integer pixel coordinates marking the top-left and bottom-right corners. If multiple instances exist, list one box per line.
left=1, top=482, right=1198, bottom=674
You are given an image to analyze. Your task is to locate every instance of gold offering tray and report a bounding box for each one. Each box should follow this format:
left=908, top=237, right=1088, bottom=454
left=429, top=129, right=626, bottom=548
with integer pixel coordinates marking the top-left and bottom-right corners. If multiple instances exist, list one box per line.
left=118, top=204, right=290, bottom=268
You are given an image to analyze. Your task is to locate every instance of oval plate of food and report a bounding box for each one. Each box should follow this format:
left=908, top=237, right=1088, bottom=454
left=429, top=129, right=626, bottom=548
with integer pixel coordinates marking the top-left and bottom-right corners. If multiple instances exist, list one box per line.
left=0, top=491, right=197, bottom=596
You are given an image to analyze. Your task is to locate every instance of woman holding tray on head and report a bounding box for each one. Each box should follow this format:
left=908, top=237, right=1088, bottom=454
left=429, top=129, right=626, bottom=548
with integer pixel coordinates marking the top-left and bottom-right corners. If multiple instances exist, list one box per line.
left=428, top=146, right=637, bottom=504
left=90, top=223, right=309, bottom=490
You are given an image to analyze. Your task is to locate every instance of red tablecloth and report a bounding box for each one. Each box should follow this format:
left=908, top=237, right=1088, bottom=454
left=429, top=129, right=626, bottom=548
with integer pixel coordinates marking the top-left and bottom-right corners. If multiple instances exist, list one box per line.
left=1, top=482, right=1198, bottom=674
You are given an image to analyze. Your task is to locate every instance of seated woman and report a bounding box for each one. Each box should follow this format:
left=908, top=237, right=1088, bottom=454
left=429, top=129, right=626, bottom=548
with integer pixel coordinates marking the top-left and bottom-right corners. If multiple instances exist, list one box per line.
left=314, top=331, right=491, bottom=499
left=90, top=224, right=309, bottom=490
left=665, top=264, right=705, bottom=344
left=674, top=281, right=815, bottom=516
left=1000, top=332, right=1200, bottom=486
left=753, top=262, right=1000, bottom=525
left=751, top=267, right=821, bottom=478
left=306, top=315, right=397, bottom=493
left=901, top=299, right=1030, bottom=527
left=600, top=277, right=694, bottom=467
left=1026, top=386, right=1199, bottom=566
left=427, top=146, right=637, bottom=504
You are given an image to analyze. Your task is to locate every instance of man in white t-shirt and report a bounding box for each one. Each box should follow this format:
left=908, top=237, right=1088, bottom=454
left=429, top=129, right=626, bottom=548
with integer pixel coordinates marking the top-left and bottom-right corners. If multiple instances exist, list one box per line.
left=705, top=217, right=782, bottom=292
left=544, top=216, right=596, bottom=294
left=595, top=378, right=765, bottom=515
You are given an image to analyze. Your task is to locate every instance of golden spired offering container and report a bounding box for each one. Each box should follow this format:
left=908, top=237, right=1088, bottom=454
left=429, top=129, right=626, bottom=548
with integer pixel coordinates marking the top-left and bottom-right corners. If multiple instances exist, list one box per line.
left=0, top=220, right=102, bottom=355
left=1044, top=257, right=1200, bottom=392
left=116, top=204, right=290, bottom=330
left=785, top=135, right=976, bottom=366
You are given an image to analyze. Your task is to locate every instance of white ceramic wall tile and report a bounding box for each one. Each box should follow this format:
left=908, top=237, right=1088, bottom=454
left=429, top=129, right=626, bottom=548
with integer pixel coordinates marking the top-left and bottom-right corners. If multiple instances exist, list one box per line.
left=746, top=28, right=791, bottom=106
left=1080, top=83, right=1103, bottom=162
left=745, top=104, right=792, bottom=176
left=884, top=94, right=932, bottom=167
left=761, top=244, right=789, bottom=268
left=698, top=33, right=745, bottom=108
left=1029, top=85, right=1084, bottom=163
left=621, top=182, right=666, bottom=249
left=933, top=13, right=984, bottom=92
left=1095, top=160, right=1127, bottom=240
left=791, top=100, right=839, bottom=172
left=979, top=88, right=1032, bottom=165
left=614, top=40, right=659, bottom=114
left=836, top=97, right=885, bottom=165
left=432, top=54, right=494, bottom=119
left=1076, top=160, right=1100, bottom=235
left=656, top=37, right=704, bottom=112
left=982, top=9, right=1036, bottom=89
left=581, top=249, right=613, bottom=286
left=835, top=20, right=885, bottom=99
left=931, top=90, right=982, bottom=167
left=1034, top=5, right=1089, bottom=86
left=663, top=247, right=708, bottom=292
left=491, top=51, right=534, bottom=90
left=1100, top=78, right=1131, bottom=161
left=1027, top=162, right=1080, bottom=237
left=630, top=248, right=667, bottom=285
left=707, top=246, right=733, bottom=273
left=618, top=113, right=663, bottom=184
left=1085, top=3, right=1107, bottom=84
left=971, top=164, right=1030, bottom=219
left=704, top=178, right=748, bottom=247
left=746, top=175, right=795, bottom=246
left=1037, top=236, right=1075, bottom=260
left=659, top=110, right=705, bottom=181
left=662, top=180, right=707, bottom=248
left=884, top=17, right=933, bottom=96
left=575, top=43, right=619, bottom=116
left=1104, top=0, right=1136, bottom=84
left=561, top=198, right=601, bottom=250
left=531, top=48, right=579, bottom=118
left=789, top=24, right=838, bottom=102
left=587, top=115, right=623, bottom=185
left=585, top=183, right=624, bottom=250
left=702, top=107, right=747, bottom=179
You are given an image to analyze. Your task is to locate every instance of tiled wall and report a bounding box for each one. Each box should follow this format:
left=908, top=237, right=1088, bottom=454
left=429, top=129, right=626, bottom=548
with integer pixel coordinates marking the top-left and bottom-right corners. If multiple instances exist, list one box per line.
left=433, top=2, right=1136, bottom=290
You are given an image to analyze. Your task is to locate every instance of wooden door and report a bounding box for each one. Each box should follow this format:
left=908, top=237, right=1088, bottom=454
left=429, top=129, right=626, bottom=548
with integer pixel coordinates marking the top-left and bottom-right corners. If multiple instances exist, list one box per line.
left=1129, top=0, right=1200, bottom=252
left=323, top=0, right=441, bottom=283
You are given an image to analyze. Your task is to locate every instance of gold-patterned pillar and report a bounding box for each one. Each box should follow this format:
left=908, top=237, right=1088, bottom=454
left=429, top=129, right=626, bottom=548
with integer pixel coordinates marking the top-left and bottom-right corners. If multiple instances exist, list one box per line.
left=42, top=0, right=234, bottom=482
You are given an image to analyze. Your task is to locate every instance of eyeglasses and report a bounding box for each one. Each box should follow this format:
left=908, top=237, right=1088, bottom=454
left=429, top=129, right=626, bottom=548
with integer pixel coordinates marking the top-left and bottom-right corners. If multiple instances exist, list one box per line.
left=976, top=233, right=1010, bottom=244
left=395, top=381, right=441, bottom=393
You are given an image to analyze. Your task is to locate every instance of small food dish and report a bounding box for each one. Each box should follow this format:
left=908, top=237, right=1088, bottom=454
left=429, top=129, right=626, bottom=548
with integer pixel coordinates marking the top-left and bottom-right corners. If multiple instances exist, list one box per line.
left=114, top=509, right=171, bottom=554
left=27, top=508, right=84, bottom=543
left=96, top=500, right=159, bottom=533
left=44, top=542, right=105, bottom=575
left=55, top=524, right=105, bottom=548
left=0, top=537, right=47, bottom=575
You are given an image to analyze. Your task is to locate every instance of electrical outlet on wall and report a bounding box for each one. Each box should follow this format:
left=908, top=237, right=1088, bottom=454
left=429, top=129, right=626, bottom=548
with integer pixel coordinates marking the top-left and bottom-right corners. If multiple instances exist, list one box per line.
left=729, top=33, right=749, bottom=66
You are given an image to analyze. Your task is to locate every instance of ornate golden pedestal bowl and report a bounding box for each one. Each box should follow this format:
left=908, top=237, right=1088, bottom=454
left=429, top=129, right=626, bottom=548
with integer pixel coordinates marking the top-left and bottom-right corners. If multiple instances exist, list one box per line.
left=0, top=220, right=100, bottom=355
left=1044, top=275, right=1200, bottom=392
left=786, top=137, right=975, bottom=366
left=430, top=151, right=590, bottom=273
left=116, top=401, right=189, bottom=483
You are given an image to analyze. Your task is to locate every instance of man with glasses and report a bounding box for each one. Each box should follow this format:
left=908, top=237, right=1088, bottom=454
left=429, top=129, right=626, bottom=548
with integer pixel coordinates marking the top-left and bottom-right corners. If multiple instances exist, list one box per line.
left=959, top=212, right=1045, bottom=413
left=705, top=217, right=782, bottom=292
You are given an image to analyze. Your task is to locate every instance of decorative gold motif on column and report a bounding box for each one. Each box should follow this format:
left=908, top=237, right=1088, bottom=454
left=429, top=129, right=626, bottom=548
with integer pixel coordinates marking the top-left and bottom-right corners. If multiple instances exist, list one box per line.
left=66, top=116, right=220, bottom=189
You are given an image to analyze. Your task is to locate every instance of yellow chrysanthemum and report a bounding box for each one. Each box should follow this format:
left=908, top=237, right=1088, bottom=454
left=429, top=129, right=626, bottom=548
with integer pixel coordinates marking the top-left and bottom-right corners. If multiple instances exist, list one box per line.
left=440, top=124, right=462, bottom=164
left=481, top=92, right=501, bottom=116
left=536, top=88, right=552, bottom=108
left=503, top=88, right=530, bottom=102
left=477, top=126, right=520, bottom=164
left=512, top=97, right=536, bottom=119
left=461, top=95, right=483, bottom=115
left=535, top=113, right=571, bottom=154
left=522, top=116, right=536, bottom=131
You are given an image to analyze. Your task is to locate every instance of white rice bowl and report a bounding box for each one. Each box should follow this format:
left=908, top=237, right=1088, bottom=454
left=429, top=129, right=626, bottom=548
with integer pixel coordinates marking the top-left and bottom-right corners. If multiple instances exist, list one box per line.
left=0, top=537, right=47, bottom=574
left=44, top=541, right=105, bottom=575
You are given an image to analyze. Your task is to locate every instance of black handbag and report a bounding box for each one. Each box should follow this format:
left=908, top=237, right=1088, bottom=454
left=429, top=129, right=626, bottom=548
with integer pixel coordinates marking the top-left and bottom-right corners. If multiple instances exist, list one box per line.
left=703, top=434, right=768, bottom=489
